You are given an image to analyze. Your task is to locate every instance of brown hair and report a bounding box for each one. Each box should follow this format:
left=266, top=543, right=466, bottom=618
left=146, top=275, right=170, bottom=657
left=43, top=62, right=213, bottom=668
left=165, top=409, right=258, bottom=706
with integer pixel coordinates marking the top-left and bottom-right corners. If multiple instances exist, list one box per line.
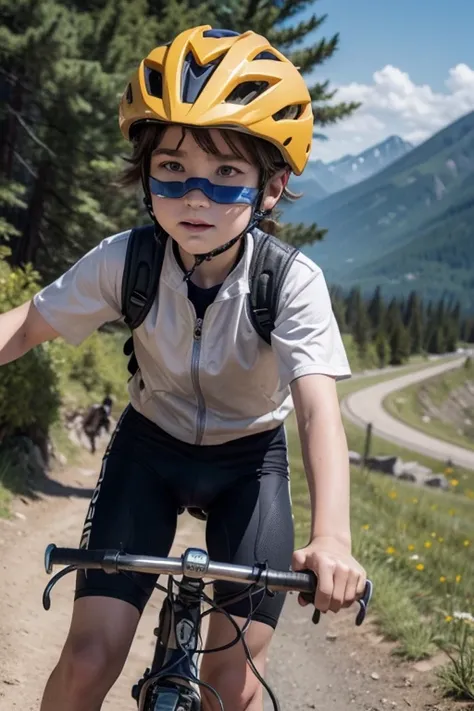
left=119, top=124, right=300, bottom=234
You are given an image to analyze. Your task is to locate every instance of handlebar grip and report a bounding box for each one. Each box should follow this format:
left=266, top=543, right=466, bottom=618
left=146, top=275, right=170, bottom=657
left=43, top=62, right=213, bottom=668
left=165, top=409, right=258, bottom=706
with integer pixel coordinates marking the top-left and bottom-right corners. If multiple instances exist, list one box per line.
left=44, top=545, right=116, bottom=573
left=265, top=568, right=317, bottom=594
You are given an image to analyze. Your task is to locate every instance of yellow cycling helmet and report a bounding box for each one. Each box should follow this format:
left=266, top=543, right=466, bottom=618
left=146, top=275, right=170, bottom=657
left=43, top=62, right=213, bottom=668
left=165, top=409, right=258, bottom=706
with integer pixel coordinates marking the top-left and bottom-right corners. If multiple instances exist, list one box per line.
left=119, top=26, right=314, bottom=175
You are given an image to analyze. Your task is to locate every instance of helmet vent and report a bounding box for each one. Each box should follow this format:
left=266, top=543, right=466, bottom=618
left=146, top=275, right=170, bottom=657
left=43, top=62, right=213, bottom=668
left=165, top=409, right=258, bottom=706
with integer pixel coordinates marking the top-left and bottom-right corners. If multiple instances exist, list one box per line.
left=203, top=29, right=240, bottom=39
left=144, top=66, right=163, bottom=99
left=253, top=51, right=280, bottom=61
left=225, top=81, right=269, bottom=105
left=182, top=52, right=222, bottom=103
left=283, top=137, right=292, bottom=146
left=273, top=104, right=303, bottom=121
left=125, top=83, right=133, bottom=104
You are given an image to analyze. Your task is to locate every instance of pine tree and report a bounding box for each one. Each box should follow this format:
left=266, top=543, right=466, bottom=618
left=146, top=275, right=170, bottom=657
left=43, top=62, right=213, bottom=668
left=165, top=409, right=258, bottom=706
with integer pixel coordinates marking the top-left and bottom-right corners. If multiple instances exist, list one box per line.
left=386, top=298, right=410, bottom=365
left=374, top=330, right=389, bottom=368
left=350, top=290, right=370, bottom=357
left=406, top=291, right=424, bottom=354
left=367, top=286, right=385, bottom=337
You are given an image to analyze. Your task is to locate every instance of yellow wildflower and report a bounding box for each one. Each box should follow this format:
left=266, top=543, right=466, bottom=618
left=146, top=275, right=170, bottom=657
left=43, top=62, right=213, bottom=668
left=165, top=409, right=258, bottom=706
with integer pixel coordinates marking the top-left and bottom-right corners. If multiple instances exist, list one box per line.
left=408, top=544, right=415, bottom=551
left=362, top=524, right=370, bottom=530
left=464, top=540, right=470, bottom=547
left=389, top=491, right=397, bottom=499
left=386, top=546, right=396, bottom=555
left=445, top=615, right=453, bottom=622
left=412, top=498, right=418, bottom=504
left=431, top=532, right=437, bottom=538
left=440, top=576, right=447, bottom=583
left=438, top=537, right=444, bottom=543
left=449, top=509, right=456, bottom=516
left=451, top=479, right=459, bottom=487
left=424, top=541, right=432, bottom=549
left=456, top=575, right=462, bottom=583
left=416, top=563, right=425, bottom=571
left=445, top=467, right=454, bottom=475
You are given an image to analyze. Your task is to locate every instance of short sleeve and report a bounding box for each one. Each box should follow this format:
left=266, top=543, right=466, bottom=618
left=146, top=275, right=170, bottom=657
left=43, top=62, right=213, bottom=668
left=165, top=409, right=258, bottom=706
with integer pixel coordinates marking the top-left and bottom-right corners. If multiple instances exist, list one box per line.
left=33, top=230, right=130, bottom=346
left=270, top=254, right=351, bottom=388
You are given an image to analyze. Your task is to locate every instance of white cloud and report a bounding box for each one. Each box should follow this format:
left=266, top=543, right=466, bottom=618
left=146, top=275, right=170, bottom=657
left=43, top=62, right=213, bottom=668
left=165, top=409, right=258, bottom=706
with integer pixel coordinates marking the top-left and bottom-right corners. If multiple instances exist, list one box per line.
left=310, top=63, right=474, bottom=163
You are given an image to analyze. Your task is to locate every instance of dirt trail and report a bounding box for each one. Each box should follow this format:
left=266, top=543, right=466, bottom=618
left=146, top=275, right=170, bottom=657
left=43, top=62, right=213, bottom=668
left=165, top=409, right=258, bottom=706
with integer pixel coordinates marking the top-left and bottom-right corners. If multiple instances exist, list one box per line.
left=0, top=448, right=460, bottom=711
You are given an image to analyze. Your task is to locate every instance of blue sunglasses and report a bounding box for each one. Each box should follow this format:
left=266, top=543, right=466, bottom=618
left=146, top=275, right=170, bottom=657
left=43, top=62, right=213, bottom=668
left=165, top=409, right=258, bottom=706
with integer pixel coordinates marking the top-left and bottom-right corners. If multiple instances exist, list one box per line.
left=149, top=176, right=259, bottom=206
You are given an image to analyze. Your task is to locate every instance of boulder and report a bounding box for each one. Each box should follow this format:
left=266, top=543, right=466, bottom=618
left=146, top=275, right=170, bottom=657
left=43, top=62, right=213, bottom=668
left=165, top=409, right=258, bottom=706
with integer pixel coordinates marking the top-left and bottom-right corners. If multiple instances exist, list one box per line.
left=424, top=474, right=449, bottom=490
left=365, top=455, right=403, bottom=476
left=348, top=451, right=362, bottom=465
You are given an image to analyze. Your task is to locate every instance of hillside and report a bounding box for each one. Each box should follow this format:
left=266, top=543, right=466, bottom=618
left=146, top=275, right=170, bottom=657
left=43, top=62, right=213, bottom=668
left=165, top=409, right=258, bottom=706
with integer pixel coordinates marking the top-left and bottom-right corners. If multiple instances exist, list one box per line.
left=282, top=110, right=474, bottom=308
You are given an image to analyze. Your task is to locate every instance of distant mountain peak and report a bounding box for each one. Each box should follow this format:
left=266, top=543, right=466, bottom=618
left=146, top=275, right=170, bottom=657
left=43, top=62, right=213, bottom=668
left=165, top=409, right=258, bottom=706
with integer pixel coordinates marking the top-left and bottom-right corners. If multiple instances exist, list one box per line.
left=290, top=134, right=414, bottom=196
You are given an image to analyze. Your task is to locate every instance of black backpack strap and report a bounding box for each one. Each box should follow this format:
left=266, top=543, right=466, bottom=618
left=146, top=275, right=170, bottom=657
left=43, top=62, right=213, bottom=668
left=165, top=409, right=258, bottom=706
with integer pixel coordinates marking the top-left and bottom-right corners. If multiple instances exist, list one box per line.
left=248, top=229, right=299, bottom=345
left=121, top=224, right=165, bottom=329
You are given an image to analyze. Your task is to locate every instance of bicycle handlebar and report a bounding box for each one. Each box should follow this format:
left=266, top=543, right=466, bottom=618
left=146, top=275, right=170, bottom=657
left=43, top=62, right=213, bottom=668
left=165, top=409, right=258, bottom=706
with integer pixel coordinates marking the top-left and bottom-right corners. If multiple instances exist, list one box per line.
left=43, top=544, right=373, bottom=626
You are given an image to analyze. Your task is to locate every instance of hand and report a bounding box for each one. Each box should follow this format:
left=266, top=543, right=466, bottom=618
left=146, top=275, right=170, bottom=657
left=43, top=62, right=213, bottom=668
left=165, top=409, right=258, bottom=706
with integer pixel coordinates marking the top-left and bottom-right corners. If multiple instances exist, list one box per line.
left=292, top=536, right=366, bottom=614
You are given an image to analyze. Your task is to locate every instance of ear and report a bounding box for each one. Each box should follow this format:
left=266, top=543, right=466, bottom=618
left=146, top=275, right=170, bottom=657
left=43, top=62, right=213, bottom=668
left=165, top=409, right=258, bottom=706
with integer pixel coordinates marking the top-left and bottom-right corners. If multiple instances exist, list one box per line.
left=262, top=168, right=290, bottom=211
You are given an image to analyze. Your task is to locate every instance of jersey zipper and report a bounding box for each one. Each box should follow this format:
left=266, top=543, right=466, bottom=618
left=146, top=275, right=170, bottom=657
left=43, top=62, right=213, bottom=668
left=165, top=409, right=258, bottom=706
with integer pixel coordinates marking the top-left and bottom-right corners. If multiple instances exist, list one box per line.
left=191, top=316, right=206, bottom=445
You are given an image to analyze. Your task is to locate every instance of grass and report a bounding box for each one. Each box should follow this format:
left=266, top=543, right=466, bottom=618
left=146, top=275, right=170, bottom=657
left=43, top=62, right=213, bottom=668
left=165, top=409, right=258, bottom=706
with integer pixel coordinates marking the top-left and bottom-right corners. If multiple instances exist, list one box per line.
left=286, top=356, right=474, bottom=701
left=384, top=358, right=474, bottom=453
left=288, top=424, right=474, bottom=698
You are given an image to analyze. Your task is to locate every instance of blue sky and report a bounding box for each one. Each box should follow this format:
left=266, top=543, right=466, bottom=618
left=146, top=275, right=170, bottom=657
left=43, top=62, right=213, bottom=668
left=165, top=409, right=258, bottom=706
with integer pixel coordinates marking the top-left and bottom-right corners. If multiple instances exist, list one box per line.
left=295, top=0, right=474, bottom=161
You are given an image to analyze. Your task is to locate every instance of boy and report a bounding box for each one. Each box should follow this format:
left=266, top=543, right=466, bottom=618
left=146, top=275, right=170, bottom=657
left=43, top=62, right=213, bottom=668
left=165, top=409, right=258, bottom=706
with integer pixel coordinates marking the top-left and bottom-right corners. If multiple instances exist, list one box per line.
left=0, top=26, right=366, bottom=711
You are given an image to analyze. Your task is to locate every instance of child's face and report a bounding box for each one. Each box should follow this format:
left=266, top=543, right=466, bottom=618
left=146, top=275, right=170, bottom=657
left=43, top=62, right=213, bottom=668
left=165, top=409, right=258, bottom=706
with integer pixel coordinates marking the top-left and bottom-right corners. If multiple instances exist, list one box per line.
left=149, top=127, right=283, bottom=255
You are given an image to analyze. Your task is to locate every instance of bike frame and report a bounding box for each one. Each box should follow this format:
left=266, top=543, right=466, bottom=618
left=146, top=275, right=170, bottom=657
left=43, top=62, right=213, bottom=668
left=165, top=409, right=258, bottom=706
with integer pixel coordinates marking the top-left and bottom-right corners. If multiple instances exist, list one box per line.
left=133, top=574, right=204, bottom=711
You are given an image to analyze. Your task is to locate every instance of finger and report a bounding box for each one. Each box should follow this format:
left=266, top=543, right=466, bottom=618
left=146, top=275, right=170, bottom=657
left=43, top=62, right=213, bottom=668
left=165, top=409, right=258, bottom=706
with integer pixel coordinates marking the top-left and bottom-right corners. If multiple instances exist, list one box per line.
left=292, top=548, right=307, bottom=571
left=314, top=560, right=335, bottom=613
left=298, top=592, right=309, bottom=607
left=329, top=564, right=349, bottom=613
left=356, top=570, right=367, bottom=598
left=341, top=569, right=360, bottom=609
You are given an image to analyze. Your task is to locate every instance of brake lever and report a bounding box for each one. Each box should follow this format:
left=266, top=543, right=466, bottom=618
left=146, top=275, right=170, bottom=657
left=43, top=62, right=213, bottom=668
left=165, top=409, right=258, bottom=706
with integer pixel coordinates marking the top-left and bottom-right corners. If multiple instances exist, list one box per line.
left=300, top=577, right=373, bottom=626
left=42, top=565, right=77, bottom=611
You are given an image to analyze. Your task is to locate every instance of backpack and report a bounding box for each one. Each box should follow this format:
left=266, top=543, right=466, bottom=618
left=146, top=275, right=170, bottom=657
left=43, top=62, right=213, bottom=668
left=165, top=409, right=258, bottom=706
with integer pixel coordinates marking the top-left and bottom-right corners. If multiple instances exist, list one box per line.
left=121, top=224, right=298, bottom=377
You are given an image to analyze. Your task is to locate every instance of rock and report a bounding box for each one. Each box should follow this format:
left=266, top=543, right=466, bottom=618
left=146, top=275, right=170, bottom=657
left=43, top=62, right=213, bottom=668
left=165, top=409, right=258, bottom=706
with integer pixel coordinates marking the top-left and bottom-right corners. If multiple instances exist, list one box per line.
left=349, top=450, right=362, bottom=465
left=366, top=456, right=403, bottom=476
left=31, top=445, right=46, bottom=472
left=422, top=415, right=431, bottom=423
left=57, top=452, right=68, bottom=466
left=424, top=474, right=449, bottom=490
left=398, top=472, right=417, bottom=482
left=14, top=512, right=26, bottom=521
left=326, top=631, right=337, bottom=642
left=400, top=461, right=432, bottom=477
left=371, top=672, right=380, bottom=680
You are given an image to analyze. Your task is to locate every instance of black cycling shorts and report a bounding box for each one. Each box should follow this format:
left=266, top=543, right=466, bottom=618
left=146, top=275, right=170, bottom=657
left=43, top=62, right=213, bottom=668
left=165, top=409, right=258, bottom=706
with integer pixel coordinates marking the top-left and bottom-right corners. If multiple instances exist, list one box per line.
left=75, top=406, right=294, bottom=629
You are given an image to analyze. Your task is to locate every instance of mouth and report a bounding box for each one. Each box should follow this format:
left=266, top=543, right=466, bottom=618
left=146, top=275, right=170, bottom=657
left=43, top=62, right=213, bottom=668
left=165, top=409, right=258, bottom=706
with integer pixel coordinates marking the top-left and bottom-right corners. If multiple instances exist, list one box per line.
left=180, top=220, right=213, bottom=231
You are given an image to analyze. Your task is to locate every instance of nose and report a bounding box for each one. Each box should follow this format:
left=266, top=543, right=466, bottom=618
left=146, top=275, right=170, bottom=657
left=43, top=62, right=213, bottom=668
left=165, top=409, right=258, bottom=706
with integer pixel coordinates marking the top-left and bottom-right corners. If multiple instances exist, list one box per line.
left=184, top=189, right=210, bottom=209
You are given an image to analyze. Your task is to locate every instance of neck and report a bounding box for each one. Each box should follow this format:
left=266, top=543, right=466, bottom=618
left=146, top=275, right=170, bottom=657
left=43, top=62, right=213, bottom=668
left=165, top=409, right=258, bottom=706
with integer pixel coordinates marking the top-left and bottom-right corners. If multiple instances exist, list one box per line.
left=178, top=239, right=243, bottom=288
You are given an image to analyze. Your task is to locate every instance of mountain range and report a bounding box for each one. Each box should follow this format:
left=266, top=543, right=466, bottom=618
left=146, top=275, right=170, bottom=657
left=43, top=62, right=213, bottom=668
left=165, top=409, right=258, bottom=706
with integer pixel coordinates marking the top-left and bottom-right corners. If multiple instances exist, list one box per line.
left=281, top=109, right=474, bottom=311
left=290, top=135, right=413, bottom=197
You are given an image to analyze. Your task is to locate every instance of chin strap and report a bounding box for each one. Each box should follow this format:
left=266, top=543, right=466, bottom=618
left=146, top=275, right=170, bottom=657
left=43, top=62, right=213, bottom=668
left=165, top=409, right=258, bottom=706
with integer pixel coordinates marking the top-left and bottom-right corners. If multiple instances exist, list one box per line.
left=181, top=203, right=271, bottom=282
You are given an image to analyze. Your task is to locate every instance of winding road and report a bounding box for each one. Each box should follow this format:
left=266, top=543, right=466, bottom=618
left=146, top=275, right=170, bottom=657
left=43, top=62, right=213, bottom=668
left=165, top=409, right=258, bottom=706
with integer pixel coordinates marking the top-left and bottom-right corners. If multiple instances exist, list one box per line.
left=341, top=354, right=474, bottom=471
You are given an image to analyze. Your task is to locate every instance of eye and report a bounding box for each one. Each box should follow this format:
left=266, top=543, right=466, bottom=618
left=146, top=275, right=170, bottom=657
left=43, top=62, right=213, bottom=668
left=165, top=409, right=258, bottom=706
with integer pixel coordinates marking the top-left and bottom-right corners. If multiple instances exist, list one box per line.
left=161, top=161, right=184, bottom=173
left=217, top=165, right=241, bottom=177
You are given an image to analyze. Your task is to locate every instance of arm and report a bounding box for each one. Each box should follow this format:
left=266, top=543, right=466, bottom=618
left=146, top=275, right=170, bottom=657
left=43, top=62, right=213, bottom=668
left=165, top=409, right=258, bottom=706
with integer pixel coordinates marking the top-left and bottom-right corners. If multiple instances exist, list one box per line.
left=291, top=373, right=351, bottom=546
left=291, top=373, right=366, bottom=614
left=0, top=300, right=60, bottom=366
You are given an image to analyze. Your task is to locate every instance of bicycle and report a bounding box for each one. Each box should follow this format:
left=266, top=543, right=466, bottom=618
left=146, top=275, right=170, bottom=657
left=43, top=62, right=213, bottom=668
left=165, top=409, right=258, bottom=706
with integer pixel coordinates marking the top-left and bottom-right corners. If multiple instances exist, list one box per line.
left=43, top=543, right=373, bottom=710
